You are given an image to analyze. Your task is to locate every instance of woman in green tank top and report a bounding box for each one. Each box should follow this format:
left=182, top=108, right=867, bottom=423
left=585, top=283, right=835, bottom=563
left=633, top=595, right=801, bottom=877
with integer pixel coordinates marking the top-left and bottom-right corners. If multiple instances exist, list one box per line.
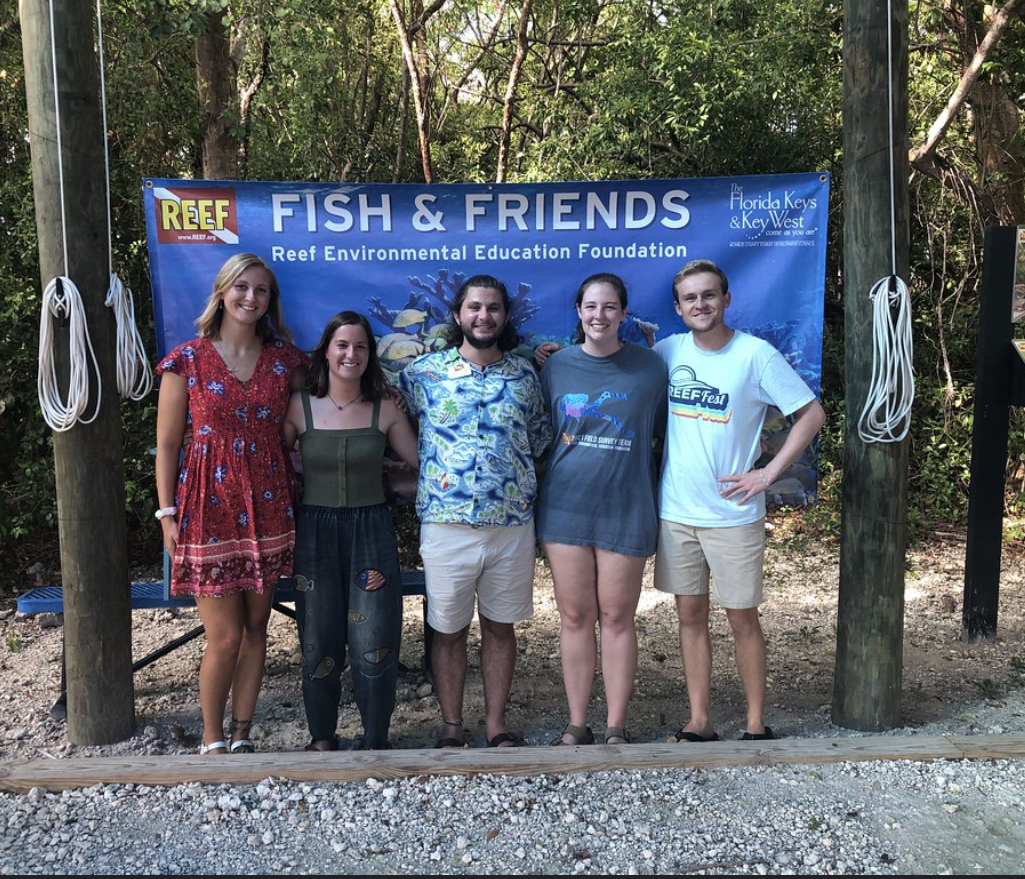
left=283, top=311, right=418, bottom=750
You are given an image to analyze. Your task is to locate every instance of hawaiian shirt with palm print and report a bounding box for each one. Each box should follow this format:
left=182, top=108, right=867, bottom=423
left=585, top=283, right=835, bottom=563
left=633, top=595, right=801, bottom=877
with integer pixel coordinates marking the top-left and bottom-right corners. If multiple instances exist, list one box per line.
left=399, top=348, right=552, bottom=526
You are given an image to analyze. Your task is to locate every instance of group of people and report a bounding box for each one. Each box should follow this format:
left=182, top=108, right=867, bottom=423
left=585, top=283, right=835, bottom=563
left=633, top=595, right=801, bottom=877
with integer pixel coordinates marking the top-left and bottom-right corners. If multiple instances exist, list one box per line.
left=155, top=253, right=825, bottom=754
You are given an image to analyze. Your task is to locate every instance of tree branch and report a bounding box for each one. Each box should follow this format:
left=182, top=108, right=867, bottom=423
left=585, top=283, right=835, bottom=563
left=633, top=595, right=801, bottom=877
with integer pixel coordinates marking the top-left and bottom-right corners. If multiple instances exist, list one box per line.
left=497, top=0, right=534, bottom=182
left=389, top=0, right=434, bottom=182
left=909, top=0, right=1025, bottom=171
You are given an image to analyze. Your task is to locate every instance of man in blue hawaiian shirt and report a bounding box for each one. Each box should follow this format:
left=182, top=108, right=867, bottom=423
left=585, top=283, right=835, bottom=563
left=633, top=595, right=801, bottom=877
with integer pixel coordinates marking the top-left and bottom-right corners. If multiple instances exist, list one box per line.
left=400, top=274, right=552, bottom=749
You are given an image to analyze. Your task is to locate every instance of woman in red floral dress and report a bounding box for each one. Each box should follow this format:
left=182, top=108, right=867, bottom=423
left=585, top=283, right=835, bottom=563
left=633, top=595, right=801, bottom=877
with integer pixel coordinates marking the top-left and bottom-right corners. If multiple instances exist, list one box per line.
left=155, top=253, right=307, bottom=754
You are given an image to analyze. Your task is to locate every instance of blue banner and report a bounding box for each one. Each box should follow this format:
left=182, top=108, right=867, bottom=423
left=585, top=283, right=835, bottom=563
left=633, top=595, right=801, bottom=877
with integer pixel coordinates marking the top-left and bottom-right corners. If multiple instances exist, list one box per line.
left=144, top=174, right=829, bottom=502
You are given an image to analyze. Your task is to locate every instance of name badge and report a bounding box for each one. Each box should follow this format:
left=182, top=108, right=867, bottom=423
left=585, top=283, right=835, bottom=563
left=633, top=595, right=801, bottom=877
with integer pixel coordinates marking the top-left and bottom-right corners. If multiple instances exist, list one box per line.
left=447, top=361, right=472, bottom=379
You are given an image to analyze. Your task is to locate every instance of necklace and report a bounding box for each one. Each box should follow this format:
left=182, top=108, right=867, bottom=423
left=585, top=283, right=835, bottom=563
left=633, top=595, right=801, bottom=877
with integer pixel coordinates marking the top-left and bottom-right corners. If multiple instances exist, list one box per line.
left=327, top=391, right=363, bottom=412
left=215, top=340, right=256, bottom=374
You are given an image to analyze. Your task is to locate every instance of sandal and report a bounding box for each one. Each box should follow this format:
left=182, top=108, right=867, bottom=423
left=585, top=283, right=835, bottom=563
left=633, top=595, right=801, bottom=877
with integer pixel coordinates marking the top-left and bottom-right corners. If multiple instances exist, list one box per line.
left=229, top=739, right=255, bottom=754
left=604, top=727, right=631, bottom=745
left=305, top=738, right=338, bottom=752
left=741, top=726, right=778, bottom=741
left=199, top=740, right=228, bottom=755
left=550, top=724, right=594, bottom=746
left=435, top=736, right=469, bottom=749
left=672, top=729, right=720, bottom=743
left=487, top=731, right=525, bottom=748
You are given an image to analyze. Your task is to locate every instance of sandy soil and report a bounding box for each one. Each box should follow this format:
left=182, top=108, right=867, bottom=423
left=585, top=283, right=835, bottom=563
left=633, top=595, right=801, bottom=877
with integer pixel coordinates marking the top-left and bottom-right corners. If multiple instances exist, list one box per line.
left=1, top=522, right=1024, bottom=759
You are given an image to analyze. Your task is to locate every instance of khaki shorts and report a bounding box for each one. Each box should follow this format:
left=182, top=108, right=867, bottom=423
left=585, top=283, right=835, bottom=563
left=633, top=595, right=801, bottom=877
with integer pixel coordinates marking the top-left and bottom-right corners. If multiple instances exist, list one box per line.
left=653, top=518, right=766, bottom=609
left=419, top=521, right=536, bottom=634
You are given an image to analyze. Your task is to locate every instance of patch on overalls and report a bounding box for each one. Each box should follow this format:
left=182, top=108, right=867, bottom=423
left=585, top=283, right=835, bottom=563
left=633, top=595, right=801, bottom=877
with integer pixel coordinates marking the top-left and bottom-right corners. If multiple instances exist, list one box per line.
left=294, top=574, right=313, bottom=592
left=348, top=610, right=368, bottom=623
left=356, top=569, right=387, bottom=592
left=361, top=647, right=391, bottom=665
left=310, top=656, right=335, bottom=680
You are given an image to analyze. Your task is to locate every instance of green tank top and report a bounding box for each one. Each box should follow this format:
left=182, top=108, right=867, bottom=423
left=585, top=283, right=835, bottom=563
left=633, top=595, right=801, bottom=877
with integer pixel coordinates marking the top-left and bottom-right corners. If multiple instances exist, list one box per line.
left=298, top=391, right=387, bottom=508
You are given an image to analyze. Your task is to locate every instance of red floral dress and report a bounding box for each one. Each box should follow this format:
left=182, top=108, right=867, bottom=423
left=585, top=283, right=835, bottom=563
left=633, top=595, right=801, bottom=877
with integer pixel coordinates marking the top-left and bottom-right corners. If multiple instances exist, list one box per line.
left=157, top=338, right=308, bottom=597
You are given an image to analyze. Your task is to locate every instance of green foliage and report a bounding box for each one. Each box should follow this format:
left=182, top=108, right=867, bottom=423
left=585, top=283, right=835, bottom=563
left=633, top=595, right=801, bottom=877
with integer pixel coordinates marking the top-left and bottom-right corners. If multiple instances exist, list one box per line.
left=2, top=0, right=1025, bottom=575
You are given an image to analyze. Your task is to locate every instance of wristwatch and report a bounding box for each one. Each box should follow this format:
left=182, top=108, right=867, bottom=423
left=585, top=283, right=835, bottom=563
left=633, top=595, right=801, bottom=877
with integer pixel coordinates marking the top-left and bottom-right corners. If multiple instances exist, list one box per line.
left=155, top=506, right=177, bottom=520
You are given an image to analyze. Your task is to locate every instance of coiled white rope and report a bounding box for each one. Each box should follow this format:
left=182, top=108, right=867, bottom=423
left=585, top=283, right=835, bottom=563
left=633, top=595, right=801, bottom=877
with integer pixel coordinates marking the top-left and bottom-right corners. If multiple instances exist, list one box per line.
left=38, top=277, right=103, bottom=431
left=97, top=0, right=152, bottom=401
left=105, top=273, right=153, bottom=400
left=856, top=0, right=914, bottom=443
left=36, top=0, right=102, bottom=431
left=37, top=0, right=152, bottom=429
left=857, top=276, right=915, bottom=443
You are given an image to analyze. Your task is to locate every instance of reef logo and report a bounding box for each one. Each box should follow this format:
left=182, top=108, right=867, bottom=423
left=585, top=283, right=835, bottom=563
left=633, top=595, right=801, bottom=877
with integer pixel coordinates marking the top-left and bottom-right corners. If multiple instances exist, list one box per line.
left=154, top=187, right=239, bottom=244
left=669, top=365, right=731, bottom=423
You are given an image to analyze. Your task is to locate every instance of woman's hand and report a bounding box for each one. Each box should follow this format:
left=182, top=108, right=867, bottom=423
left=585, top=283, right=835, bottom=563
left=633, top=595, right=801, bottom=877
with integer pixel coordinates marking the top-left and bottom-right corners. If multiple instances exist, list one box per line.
left=161, top=516, right=179, bottom=557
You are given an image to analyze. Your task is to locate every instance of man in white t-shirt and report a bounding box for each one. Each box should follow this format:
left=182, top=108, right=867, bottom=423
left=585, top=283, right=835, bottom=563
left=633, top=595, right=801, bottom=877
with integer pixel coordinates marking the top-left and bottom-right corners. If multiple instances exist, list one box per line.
left=654, top=259, right=825, bottom=743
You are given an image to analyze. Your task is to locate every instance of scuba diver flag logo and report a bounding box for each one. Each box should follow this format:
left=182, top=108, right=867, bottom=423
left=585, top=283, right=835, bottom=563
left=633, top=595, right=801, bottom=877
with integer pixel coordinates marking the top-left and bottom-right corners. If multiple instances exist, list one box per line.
left=154, top=186, right=239, bottom=244
left=669, top=365, right=731, bottom=423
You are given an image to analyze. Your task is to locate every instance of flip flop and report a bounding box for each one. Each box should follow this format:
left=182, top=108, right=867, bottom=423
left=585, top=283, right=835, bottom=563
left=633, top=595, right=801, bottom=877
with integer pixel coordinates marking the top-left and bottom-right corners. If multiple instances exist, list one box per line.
left=550, top=724, right=594, bottom=746
left=199, top=740, right=228, bottom=755
left=229, top=739, right=255, bottom=754
left=741, top=727, right=779, bottom=741
left=672, top=729, right=720, bottom=743
left=487, top=731, right=525, bottom=748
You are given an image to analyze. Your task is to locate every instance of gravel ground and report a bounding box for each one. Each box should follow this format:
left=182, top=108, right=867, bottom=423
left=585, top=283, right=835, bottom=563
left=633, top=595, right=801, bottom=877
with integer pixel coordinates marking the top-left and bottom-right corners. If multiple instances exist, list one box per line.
left=2, top=527, right=1024, bottom=874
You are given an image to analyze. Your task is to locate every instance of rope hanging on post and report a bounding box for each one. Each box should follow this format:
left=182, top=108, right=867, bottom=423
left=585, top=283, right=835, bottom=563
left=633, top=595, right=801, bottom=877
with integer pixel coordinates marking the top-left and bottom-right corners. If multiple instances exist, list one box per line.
left=38, top=277, right=103, bottom=431
left=36, top=0, right=103, bottom=432
left=856, top=0, right=914, bottom=444
left=97, top=0, right=152, bottom=401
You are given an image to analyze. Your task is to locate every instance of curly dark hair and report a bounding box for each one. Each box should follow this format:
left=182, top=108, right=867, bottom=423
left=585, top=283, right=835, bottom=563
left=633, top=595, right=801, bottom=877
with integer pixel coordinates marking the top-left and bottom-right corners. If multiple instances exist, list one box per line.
left=444, top=274, right=522, bottom=352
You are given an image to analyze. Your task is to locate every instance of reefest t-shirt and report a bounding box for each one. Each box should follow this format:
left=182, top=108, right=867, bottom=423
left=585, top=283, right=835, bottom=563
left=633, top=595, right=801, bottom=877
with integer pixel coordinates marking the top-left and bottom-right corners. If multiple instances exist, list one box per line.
left=655, top=330, right=815, bottom=528
left=536, top=342, right=667, bottom=556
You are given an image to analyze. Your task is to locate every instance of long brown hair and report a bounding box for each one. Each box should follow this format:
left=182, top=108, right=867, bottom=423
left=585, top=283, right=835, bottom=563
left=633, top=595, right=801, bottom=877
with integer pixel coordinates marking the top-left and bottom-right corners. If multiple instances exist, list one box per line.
left=305, top=311, right=390, bottom=402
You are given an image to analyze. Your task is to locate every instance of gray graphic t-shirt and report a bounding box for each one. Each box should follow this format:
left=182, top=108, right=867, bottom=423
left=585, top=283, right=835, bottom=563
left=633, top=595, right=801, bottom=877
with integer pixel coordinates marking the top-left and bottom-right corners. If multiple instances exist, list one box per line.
left=536, top=342, right=667, bottom=556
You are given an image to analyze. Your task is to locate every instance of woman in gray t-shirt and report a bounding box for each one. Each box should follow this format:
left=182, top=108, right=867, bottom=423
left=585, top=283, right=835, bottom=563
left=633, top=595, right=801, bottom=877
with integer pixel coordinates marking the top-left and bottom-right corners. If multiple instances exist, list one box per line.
left=537, top=273, right=667, bottom=746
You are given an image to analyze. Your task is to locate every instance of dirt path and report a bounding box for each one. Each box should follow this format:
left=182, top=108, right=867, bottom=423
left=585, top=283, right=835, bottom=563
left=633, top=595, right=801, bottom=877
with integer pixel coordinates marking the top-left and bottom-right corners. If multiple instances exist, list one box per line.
left=2, top=525, right=1023, bottom=760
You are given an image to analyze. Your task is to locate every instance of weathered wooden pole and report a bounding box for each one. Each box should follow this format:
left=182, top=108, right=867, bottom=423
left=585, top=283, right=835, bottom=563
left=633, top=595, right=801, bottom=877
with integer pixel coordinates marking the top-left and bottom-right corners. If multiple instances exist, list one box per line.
left=833, top=0, right=910, bottom=731
left=20, top=0, right=135, bottom=743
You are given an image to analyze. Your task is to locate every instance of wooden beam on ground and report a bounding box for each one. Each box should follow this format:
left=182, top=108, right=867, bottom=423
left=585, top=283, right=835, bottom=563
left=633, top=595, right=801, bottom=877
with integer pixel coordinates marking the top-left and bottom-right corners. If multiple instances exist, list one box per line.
left=834, top=0, right=911, bottom=731
left=3, top=735, right=1025, bottom=793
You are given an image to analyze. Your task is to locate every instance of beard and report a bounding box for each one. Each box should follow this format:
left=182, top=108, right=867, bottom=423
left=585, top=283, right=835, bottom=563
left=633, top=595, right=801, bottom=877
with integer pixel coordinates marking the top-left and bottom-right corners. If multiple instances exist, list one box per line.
left=460, top=321, right=502, bottom=349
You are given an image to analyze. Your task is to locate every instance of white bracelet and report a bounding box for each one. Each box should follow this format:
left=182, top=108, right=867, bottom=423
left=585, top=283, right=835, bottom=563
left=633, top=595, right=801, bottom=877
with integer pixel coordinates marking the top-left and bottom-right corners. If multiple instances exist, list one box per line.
left=758, top=470, right=771, bottom=488
left=155, top=506, right=177, bottom=520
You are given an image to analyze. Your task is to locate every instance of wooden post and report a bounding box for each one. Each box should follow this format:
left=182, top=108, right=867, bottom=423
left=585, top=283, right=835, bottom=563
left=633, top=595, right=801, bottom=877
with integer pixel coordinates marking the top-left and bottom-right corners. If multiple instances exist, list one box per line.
left=20, top=0, right=135, bottom=743
left=832, top=0, right=910, bottom=731
left=962, top=226, right=1020, bottom=639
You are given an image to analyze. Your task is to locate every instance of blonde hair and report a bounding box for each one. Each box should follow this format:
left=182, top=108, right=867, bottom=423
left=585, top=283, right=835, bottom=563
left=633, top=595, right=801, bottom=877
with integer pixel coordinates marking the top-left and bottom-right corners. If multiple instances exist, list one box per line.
left=196, top=253, right=293, bottom=342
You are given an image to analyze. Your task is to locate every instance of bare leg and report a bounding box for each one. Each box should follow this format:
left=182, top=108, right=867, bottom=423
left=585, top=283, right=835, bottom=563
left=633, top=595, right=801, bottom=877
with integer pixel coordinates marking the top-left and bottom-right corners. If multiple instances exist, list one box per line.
left=725, top=606, right=767, bottom=734
left=675, top=594, right=715, bottom=738
left=432, top=625, right=470, bottom=744
left=595, top=549, right=645, bottom=739
left=544, top=542, right=598, bottom=742
left=479, top=614, right=517, bottom=745
left=226, top=584, right=277, bottom=746
left=194, top=594, right=244, bottom=747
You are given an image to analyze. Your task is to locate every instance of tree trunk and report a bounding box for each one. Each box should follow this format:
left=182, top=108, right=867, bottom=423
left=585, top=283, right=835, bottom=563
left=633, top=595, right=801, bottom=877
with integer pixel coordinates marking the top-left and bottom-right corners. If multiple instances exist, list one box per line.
left=196, top=9, right=239, bottom=180
left=973, top=79, right=1025, bottom=224
left=497, top=0, right=533, bottom=183
left=389, top=0, right=433, bottom=182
